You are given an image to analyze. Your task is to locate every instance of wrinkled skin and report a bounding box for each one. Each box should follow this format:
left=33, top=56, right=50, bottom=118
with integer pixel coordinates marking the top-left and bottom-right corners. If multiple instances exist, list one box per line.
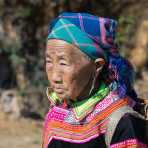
left=45, top=39, right=104, bottom=102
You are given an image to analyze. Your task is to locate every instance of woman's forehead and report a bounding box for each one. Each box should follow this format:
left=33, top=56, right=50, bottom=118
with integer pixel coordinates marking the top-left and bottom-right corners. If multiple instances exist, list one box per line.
left=46, top=39, right=86, bottom=59
left=47, top=39, right=70, bottom=53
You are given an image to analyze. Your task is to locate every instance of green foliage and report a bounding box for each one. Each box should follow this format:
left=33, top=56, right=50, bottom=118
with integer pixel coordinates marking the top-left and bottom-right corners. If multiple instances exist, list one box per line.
left=17, top=87, right=28, bottom=97
left=9, top=53, right=26, bottom=65
left=0, top=47, right=26, bottom=66
left=116, top=15, right=136, bottom=56
left=15, top=7, right=32, bottom=18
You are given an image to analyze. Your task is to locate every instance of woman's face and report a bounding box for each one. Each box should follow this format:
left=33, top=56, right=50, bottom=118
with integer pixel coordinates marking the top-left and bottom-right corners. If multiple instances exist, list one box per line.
left=45, top=39, right=96, bottom=101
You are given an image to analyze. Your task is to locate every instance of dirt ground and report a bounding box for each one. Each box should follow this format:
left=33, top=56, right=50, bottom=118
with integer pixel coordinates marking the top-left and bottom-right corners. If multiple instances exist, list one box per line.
left=0, top=112, right=43, bottom=148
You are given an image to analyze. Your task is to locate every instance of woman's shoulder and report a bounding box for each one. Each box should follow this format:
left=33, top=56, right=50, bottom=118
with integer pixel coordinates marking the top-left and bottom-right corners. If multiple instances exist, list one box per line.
left=111, top=113, right=148, bottom=146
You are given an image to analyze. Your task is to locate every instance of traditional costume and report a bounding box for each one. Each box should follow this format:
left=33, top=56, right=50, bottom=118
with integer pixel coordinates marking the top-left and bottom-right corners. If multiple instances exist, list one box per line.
left=43, top=12, right=147, bottom=148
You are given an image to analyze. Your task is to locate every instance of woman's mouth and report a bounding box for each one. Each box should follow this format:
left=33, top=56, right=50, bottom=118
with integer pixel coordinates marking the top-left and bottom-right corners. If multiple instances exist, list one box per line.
left=54, top=88, right=64, bottom=94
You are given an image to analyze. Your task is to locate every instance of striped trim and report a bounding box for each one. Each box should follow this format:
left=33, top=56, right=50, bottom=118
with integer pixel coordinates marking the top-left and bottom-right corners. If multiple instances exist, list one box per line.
left=110, top=139, right=147, bottom=148
left=43, top=98, right=128, bottom=148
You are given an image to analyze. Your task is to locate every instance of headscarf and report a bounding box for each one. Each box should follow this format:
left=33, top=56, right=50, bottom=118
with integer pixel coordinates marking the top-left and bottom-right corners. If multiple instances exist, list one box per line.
left=48, top=12, right=117, bottom=60
left=48, top=12, right=136, bottom=99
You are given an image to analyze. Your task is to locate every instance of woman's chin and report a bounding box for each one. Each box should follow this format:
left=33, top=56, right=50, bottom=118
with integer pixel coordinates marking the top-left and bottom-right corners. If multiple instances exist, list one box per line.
left=56, top=92, right=67, bottom=99
left=56, top=92, right=72, bottom=103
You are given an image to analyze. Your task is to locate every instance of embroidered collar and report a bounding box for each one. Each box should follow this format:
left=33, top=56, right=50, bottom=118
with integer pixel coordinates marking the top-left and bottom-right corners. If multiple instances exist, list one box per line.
left=46, top=81, right=109, bottom=120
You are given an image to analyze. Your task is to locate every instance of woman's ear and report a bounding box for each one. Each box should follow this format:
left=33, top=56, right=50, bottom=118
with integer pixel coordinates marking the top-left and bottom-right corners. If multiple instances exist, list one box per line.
left=88, top=58, right=105, bottom=95
left=94, top=58, right=105, bottom=75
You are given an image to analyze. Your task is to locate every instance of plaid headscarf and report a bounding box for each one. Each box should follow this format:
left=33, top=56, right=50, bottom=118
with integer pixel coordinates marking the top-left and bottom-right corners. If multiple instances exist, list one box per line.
left=48, top=12, right=136, bottom=99
left=48, top=12, right=117, bottom=60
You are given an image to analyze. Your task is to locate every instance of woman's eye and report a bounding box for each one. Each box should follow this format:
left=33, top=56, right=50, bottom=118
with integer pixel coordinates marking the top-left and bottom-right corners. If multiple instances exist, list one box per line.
left=46, top=59, right=53, bottom=68
left=60, top=62, right=67, bottom=66
left=46, top=58, right=52, bottom=63
left=59, top=60, right=69, bottom=66
left=46, top=60, right=51, bottom=63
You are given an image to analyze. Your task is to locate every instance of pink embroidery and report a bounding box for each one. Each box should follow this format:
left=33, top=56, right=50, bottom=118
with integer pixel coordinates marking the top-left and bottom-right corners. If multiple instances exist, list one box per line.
left=78, top=13, right=85, bottom=32
left=87, top=92, right=119, bottom=121
left=99, top=17, right=107, bottom=45
left=110, top=139, right=147, bottom=148
left=96, top=92, right=118, bottom=109
left=48, top=106, right=69, bottom=121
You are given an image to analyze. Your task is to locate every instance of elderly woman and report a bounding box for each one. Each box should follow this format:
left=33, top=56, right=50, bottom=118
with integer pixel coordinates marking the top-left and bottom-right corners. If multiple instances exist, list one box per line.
left=43, top=12, right=147, bottom=148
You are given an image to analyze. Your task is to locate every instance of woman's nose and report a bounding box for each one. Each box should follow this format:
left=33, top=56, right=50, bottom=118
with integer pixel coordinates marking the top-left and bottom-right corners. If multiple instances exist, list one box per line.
left=51, top=68, right=62, bottom=84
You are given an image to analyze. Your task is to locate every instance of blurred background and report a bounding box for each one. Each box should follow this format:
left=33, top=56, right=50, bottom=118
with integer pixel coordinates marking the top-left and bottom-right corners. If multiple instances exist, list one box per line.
left=0, top=0, right=147, bottom=148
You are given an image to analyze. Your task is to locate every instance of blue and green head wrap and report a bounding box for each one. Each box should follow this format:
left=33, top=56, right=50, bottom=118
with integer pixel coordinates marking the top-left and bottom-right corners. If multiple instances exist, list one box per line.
left=48, top=12, right=136, bottom=99
left=48, top=12, right=118, bottom=60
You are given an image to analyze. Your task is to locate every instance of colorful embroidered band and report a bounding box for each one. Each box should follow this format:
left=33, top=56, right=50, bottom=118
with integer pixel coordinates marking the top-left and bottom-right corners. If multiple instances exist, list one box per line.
left=47, top=81, right=109, bottom=120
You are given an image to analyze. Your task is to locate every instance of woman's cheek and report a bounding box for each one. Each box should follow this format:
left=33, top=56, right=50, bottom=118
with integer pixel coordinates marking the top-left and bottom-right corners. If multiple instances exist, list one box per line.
left=46, top=64, right=53, bottom=81
left=69, top=81, right=80, bottom=100
left=46, top=63, right=53, bottom=71
left=64, top=66, right=81, bottom=99
left=62, top=66, right=75, bottom=86
left=65, top=65, right=77, bottom=82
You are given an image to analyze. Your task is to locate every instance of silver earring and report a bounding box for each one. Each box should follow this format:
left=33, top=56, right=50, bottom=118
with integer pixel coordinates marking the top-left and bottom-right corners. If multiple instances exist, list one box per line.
left=89, top=66, right=103, bottom=95
left=89, top=73, right=96, bottom=95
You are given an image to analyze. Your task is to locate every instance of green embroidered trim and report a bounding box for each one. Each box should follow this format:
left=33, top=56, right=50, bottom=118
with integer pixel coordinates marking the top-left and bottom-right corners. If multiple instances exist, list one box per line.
left=48, top=81, right=109, bottom=119
left=49, top=92, right=59, bottom=104
left=73, top=82, right=109, bottom=120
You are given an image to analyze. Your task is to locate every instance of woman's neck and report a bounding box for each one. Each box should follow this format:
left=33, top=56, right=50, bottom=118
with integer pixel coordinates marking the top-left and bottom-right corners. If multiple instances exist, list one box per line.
left=76, top=75, right=100, bottom=101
